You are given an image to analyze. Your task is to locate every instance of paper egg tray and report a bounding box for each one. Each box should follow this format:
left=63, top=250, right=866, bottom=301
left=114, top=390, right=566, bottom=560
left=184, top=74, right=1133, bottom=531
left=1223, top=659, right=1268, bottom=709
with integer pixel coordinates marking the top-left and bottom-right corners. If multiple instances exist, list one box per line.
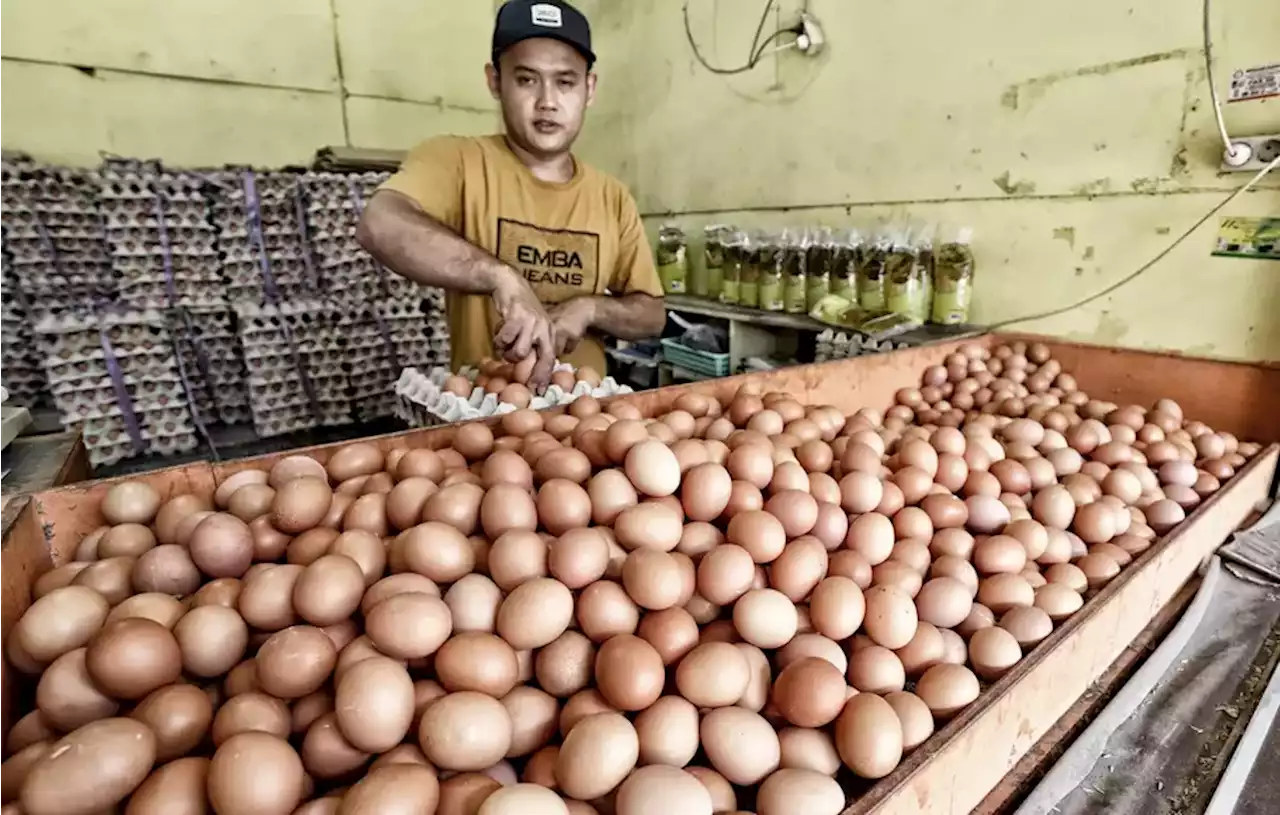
left=393, top=365, right=631, bottom=428
left=814, top=329, right=908, bottom=362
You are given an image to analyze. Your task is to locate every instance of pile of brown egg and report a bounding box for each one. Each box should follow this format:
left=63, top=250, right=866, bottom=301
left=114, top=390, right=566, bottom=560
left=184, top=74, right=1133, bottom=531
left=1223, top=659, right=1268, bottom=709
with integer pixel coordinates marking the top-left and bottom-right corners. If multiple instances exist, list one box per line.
left=441, top=359, right=605, bottom=411
left=3, top=341, right=1262, bottom=815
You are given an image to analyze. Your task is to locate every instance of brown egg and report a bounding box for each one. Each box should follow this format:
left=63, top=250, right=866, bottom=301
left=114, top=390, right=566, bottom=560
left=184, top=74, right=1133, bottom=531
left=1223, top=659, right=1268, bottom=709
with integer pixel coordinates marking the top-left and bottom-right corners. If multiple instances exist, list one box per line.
left=173, top=604, right=249, bottom=678
left=292, top=554, right=365, bottom=626
left=84, top=618, right=181, bottom=699
left=976, top=574, right=1035, bottom=614
left=188, top=512, right=255, bottom=578
left=915, top=663, right=980, bottom=718
left=576, top=580, right=641, bottom=642
left=1031, top=485, right=1075, bottom=529
left=778, top=726, right=842, bottom=775
left=130, top=682, right=213, bottom=761
left=1000, top=605, right=1054, bottom=648
left=502, top=685, right=559, bottom=757
left=418, top=691, right=512, bottom=771
left=675, top=642, right=750, bottom=707
left=36, top=647, right=119, bottom=731
left=862, top=585, right=918, bottom=650
left=595, top=635, right=665, bottom=711
left=125, top=755, right=210, bottom=814
left=968, top=626, right=1022, bottom=680
left=365, top=591, right=453, bottom=660
left=839, top=471, right=884, bottom=514
left=701, top=707, right=781, bottom=785
left=621, top=548, right=685, bottom=611
left=21, top=717, right=157, bottom=814
left=212, top=691, right=291, bottom=745
left=254, top=625, right=337, bottom=699
left=623, top=440, right=681, bottom=498
left=614, top=503, right=684, bottom=552
left=726, top=511, right=787, bottom=564
left=211, top=732, right=308, bottom=814
left=915, top=576, right=973, bottom=628
left=973, top=535, right=1028, bottom=575
left=1043, top=562, right=1088, bottom=592
left=130, top=544, right=202, bottom=596
left=884, top=691, right=935, bottom=753
left=846, top=512, right=895, bottom=566
left=847, top=645, right=905, bottom=694
left=555, top=712, right=639, bottom=800
left=1076, top=552, right=1121, bottom=587
left=733, top=589, right=799, bottom=649
left=835, top=693, right=903, bottom=779
left=499, top=578, right=574, bottom=649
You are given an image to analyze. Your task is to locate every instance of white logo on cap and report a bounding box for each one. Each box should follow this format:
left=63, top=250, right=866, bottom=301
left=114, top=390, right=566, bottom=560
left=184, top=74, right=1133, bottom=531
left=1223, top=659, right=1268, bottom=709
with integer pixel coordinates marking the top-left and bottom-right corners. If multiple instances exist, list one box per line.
left=531, top=3, right=563, bottom=27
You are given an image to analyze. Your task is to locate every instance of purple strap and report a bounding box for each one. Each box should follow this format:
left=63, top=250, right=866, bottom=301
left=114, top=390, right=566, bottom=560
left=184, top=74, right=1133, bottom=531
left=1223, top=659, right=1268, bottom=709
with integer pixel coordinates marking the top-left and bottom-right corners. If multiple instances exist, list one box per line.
left=152, top=195, right=178, bottom=304
left=346, top=177, right=390, bottom=298
left=242, top=170, right=323, bottom=423
left=241, top=170, right=280, bottom=302
left=94, top=308, right=148, bottom=455
left=168, top=325, right=220, bottom=460
left=31, top=209, right=62, bottom=276
left=371, top=307, right=403, bottom=374
left=292, top=182, right=319, bottom=294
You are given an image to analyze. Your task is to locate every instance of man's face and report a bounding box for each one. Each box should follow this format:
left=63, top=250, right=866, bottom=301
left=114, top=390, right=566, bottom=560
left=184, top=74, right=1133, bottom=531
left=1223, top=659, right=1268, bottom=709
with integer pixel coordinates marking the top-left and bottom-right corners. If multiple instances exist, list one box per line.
left=488, top=38, right=595, bottom=160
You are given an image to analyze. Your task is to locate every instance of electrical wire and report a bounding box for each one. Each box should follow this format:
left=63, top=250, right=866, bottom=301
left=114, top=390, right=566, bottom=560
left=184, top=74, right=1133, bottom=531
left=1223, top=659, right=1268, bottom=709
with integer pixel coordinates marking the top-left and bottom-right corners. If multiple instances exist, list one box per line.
left=1202, top=0, right=1236, bottom=157
left=988, top=155, right=1279, bottom=331
left=683, top=0, right=792, bottom=75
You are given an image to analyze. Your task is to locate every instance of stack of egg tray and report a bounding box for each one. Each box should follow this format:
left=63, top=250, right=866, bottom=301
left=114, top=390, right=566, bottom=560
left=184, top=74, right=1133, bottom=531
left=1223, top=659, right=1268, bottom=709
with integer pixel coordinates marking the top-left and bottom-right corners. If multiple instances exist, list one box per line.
left=169, top=308, right=252, bottom=427
left=300, top=170, right=431, bottom=303
left=1, top=226, right=49, bottom=409
left=236, top=299, right=354, bottom=438
left=97, top=159, right=226, bottom=311
left=0, top=153, right=115, bottom=302
left=207, top=169, right=318, bottom=305
left=36, top=308, right=198, bottom=468
left=342, top=295, right=453, bottom=422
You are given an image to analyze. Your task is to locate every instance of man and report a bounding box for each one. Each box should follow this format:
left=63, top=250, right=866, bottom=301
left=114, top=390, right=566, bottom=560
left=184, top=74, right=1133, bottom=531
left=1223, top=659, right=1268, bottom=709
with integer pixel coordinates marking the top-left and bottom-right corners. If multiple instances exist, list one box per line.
left=356, top=0, right=666, bottom=391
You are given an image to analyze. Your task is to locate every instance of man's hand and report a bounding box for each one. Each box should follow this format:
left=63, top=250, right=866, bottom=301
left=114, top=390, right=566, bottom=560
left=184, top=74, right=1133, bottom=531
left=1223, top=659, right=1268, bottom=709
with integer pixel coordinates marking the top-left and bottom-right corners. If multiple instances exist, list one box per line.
left=492, top=269, right=555, bottom=391
left=547, top=297, right=597, bottom=359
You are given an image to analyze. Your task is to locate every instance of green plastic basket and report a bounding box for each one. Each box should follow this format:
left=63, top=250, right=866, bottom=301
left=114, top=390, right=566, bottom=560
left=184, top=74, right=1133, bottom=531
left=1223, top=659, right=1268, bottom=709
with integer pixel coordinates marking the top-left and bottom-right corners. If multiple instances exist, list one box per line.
left=661, top=338, right=730, bottom=378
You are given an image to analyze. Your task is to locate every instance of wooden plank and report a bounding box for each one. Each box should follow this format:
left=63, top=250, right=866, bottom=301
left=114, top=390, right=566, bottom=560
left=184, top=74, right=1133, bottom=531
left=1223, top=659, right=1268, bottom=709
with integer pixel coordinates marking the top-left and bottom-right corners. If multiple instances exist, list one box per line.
left=0, top=61, right=345, bottom=168
left=334, top=0, right=497, bottom=110
left=0, top=0, right=339, bottom=91
left=1, top=432, right=88, bottom=496
left=847, top=444, right=1279, bottom=815
left=0, top=407, right=31, bottom=449
left=344, top=96, right=497, bottom=151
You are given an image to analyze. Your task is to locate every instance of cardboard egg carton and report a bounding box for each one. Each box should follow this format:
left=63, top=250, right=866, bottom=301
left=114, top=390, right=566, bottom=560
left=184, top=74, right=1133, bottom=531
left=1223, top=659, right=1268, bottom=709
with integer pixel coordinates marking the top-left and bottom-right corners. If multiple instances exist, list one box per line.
left=393, top=364, right=630, bottom=428
left=814, top=329, right=908, bottom=363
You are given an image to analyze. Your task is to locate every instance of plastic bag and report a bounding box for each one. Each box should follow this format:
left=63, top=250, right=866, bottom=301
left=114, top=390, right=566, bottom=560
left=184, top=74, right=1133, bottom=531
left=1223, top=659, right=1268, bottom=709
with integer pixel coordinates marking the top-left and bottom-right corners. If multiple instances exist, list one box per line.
left=657, top=223, right=687, bottom=294
left=720, top=229, right=745, bottom=305
left=932, top=226, right=975, bottom=324
left=805, top=226, right=833, bottom=311
left=855, top=229, right=888, bottom=312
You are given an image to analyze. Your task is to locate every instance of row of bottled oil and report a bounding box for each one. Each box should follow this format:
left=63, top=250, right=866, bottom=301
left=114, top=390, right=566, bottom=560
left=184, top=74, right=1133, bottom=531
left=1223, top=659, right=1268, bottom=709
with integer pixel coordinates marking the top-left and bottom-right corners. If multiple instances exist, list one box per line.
left=655, top=223, right=975, bottom=325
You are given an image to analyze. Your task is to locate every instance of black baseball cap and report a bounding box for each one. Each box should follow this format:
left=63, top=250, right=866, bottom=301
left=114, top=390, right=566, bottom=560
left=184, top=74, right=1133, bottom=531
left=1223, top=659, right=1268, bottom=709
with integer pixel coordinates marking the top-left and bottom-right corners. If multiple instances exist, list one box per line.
left=492, top=0, right=595, bottom=68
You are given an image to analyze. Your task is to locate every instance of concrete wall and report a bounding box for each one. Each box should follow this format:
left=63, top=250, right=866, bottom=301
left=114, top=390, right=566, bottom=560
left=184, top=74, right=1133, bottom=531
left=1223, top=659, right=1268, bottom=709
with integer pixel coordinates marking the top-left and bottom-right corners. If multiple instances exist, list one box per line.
left=575, top=0, right=1280, bottom=362
left=3, top=0, right=1278, bottom=360
left=0, top=0, right=500, bottom=167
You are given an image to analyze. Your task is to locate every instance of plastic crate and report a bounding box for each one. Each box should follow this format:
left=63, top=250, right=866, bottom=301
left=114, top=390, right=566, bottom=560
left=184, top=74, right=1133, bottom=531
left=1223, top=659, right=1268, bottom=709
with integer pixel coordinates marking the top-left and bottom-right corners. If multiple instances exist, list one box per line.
left=660, top=338, right=730, bottom=378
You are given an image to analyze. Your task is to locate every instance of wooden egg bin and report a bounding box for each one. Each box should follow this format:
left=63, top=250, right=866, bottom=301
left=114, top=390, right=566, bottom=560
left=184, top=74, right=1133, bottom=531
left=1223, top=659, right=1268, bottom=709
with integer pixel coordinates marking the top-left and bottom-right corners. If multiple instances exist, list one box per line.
left=2, top=334, right=1277, bottom=815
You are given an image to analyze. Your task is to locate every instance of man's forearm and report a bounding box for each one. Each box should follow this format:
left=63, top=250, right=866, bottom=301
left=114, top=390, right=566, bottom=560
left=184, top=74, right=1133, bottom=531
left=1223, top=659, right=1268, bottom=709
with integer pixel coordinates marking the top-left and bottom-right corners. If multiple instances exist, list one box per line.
left=356, top=190, right=511, bottom=296
left=578, top=293, right=666, bottom=340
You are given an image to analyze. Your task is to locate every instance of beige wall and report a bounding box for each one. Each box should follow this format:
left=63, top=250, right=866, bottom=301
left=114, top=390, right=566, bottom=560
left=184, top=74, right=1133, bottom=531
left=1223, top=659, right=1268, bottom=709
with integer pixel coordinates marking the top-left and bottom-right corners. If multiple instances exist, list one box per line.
left=3, top=0, right=1278, bottom=360
left=575, top=0, right=1280, bottom=362
left=0, top=0, right=500, bottom=167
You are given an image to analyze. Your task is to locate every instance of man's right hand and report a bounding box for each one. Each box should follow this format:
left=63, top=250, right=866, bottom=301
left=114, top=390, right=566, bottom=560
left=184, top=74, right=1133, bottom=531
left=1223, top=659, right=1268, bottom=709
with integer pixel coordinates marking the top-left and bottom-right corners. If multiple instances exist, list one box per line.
left=491, top=268, right=555, bottom=392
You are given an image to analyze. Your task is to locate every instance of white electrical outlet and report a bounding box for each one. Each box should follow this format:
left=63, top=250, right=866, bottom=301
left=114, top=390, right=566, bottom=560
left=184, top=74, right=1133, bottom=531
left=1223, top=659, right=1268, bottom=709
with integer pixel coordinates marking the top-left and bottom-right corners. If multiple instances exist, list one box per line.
left=1219, top=134, right=1280, bottom=172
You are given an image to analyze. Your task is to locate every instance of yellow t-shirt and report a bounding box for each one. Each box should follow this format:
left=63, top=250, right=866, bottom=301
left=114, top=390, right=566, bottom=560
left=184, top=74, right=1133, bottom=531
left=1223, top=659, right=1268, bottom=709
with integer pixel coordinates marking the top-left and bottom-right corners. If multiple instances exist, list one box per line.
left=379, top=134, right=663, bottom=374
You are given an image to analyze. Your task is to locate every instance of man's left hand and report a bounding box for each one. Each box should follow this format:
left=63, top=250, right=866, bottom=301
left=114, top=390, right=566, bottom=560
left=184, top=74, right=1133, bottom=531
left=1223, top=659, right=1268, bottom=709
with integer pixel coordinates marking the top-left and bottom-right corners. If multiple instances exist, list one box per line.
left=546, top=297, right=597, bottom=359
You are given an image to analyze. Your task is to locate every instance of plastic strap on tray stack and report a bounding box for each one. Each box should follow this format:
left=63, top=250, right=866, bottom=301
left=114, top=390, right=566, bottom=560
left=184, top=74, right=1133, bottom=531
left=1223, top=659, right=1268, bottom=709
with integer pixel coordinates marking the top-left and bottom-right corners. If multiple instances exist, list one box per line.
left=93, top=304, right=149, bottom=456
left=243, top=169, right=323, bottom=424
left=346, top=177, right=390, bottom=299
left=292, top=181, right=320, bottom=294
left=371, top=305, right=403, bottom=376
left=154, top=194, right=219, bottom=458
